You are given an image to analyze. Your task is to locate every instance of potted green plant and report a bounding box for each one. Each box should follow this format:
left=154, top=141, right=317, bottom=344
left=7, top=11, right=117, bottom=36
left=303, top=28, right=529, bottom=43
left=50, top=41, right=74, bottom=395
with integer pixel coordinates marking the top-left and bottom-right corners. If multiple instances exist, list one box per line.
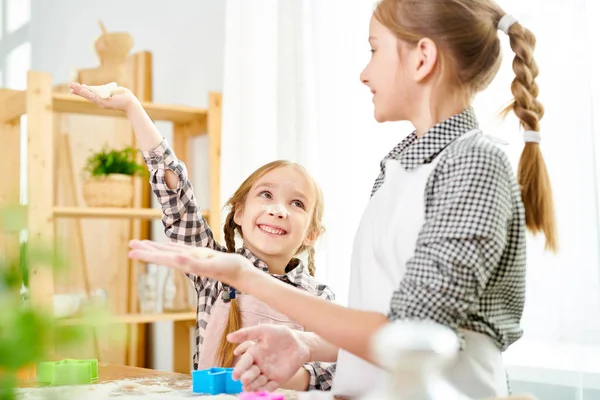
left=82, top=145, right=146, bottom=208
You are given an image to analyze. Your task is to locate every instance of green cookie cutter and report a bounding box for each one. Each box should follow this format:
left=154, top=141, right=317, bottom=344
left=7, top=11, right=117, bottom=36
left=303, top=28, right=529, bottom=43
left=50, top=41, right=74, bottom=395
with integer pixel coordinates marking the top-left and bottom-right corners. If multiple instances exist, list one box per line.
left=36, top=359, right=98, bottom=385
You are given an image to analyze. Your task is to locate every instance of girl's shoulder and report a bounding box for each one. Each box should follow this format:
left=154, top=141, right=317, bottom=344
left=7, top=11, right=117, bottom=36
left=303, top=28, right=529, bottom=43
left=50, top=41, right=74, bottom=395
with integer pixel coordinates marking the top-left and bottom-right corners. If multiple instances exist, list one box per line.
left=290, top=270, right=336, bottom=301
left=438, top=131, right=515, bottom=177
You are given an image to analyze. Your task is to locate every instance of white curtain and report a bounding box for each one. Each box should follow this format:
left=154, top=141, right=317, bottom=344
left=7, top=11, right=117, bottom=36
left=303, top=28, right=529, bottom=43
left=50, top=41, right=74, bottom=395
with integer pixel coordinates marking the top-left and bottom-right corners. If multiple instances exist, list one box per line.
left=221, top=0, right=404, bottom=303
left=221, top=0, right=600, bottom=390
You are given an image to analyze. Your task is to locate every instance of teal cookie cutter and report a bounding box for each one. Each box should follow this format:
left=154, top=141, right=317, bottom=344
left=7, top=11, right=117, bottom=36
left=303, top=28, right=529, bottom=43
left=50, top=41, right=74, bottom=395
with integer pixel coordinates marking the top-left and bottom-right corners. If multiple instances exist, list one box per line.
left=36, top=358, right=98, bottom=385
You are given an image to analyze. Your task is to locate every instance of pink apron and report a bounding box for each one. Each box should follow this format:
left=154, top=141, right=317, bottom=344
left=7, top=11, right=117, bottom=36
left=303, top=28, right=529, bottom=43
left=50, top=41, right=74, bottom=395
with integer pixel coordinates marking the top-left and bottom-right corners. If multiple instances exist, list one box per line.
left=197, top=292, right=305, bottom=369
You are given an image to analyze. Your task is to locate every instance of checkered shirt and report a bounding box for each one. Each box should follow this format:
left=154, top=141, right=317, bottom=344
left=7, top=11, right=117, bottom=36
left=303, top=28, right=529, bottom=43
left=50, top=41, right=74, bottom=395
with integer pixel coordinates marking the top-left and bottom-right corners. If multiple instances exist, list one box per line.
left=142, top=139, right=336, bottom=391
left=373, top=107, right=527, bottom=352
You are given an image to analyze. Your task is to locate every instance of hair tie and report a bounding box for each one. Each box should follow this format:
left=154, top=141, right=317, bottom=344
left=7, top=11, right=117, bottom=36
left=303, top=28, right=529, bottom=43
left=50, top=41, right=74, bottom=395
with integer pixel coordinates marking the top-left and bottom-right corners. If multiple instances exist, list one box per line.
left=498, top=14, right=518, bottom=35
left=524, top=130, right=541, bottom=143
left=221, top=286, right=237, bottom=302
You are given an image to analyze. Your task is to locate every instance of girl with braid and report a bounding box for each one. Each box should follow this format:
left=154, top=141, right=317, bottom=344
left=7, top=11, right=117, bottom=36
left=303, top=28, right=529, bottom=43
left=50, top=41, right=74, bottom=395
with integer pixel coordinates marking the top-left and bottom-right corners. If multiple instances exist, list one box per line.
left=68, top=84, right=337, bottom=392
left=128, top=0, right=556, bottom=398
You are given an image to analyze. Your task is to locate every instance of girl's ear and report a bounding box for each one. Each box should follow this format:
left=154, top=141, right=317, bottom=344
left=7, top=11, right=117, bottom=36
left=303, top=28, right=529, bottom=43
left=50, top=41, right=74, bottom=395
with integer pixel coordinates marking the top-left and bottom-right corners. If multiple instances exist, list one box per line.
left=303, top=227, right=320, bottom=247
left=412, top=37, right=439, bottom=83
left=233, top=206, right=243, bottom=225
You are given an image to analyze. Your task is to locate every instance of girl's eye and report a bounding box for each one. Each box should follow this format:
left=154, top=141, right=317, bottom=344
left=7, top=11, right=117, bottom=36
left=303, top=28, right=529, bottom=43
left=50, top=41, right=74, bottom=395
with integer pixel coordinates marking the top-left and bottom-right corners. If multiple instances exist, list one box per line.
left=259, top=191, right=272, bottom=199
left=291, top=200, right=305, bottom=209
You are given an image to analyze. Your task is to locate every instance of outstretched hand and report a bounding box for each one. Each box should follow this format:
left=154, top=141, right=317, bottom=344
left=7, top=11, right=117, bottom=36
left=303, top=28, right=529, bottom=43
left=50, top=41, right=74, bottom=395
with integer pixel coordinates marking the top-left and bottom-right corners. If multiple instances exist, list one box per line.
left=128, top=239, right=252, bottom=287
left=228, top=325, right=310, bottom=392
left=68, top=82, right=138, bottom=112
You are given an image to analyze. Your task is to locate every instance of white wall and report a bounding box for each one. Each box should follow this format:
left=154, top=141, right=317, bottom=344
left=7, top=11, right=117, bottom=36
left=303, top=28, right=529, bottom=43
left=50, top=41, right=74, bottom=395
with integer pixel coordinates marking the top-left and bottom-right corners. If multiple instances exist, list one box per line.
left=30, top=0, right=226, bottom=371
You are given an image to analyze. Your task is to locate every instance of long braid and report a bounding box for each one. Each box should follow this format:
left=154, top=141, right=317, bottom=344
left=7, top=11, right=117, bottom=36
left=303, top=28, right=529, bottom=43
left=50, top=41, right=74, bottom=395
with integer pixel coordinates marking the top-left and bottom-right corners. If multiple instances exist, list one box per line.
left=501, top=20, right=556, bottom=252
left=223, top=209, right=237, bottom=253
left=307, top=246, right=316, bottom=277
left=216, top=208, right=243, bottom=367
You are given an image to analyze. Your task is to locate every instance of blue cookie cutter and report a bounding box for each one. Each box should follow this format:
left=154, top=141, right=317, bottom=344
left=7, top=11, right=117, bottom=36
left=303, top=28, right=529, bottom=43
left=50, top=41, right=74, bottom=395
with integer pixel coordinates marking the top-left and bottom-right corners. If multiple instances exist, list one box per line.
left=192, top=367, right=243, bottom=394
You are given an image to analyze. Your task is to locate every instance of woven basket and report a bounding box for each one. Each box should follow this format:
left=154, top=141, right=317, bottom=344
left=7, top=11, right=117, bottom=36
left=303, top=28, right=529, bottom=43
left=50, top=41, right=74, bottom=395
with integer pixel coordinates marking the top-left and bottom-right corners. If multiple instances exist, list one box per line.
left=83, top=173, right=133, bottom=208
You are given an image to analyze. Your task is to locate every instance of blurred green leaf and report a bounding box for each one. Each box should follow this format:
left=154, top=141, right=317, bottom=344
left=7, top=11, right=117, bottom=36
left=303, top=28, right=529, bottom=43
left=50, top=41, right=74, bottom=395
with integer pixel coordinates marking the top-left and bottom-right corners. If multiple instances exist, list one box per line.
left=0, top=202, right=99, bottom=399
left=0, top=205, right=26, bottom=233
left=0, top=304, right=51, bottom=370
left=19, top=241, right=28, bottom=288
left=0, top=374, right=17, bottom=400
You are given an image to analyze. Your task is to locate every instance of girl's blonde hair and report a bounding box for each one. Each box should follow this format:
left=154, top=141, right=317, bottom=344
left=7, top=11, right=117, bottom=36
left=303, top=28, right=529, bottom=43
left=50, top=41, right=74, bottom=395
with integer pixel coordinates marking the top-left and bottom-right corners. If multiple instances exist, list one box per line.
left=215, top=160, right=324, bottom=367
left=374, top=0, right=556, bottom=252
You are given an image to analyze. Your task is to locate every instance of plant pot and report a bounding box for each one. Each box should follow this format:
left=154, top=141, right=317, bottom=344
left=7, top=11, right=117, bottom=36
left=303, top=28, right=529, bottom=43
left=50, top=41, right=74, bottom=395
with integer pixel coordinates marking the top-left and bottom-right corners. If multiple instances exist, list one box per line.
left=83, top=173, right=133, bottom=208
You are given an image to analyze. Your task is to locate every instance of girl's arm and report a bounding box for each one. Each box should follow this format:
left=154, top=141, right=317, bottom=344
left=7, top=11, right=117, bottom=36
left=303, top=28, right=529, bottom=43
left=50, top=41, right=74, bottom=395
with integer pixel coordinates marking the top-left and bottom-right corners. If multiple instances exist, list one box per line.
left=236, top=268, right=388, bottom=365
left=124, top=101, right=179, bottom=190
left=129, top=243, right=389, bottom=365
left=70, top=82, right=224, bottom=302
left=125, top=101, right=226, bottom=253
left=292, top=283, right=338, bottom=391
left=281, top=369, right=310, bottom=391
left=302, top=331, right=340, bottom=362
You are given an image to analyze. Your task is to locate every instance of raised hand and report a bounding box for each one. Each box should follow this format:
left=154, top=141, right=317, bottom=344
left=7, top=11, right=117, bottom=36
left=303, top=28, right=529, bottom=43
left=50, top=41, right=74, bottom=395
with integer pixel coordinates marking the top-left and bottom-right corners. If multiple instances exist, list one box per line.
left=68, top=82, right=138, bottom=112
left=228, top=325, right=310, bottom=392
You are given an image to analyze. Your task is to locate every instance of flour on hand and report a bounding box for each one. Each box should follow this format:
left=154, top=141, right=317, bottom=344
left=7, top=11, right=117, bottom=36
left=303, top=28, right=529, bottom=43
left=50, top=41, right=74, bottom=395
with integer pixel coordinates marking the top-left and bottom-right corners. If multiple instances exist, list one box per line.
left=82, top=82, right=127, bottom=99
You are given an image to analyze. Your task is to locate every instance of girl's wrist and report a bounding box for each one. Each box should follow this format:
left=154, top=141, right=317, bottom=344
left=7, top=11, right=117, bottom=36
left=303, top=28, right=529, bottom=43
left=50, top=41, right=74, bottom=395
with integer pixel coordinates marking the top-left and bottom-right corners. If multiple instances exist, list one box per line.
left=235, top=258, right=263, bottom=291
left=124, top=98, right=143, bottom=117
left=292, top=331, right=312, bottom=364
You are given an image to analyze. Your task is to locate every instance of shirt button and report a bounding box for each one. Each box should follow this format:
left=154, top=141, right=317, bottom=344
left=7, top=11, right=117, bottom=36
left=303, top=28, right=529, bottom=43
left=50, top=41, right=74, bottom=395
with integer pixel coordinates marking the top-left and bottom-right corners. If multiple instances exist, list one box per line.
left=153, top=155, right=163, bottom=162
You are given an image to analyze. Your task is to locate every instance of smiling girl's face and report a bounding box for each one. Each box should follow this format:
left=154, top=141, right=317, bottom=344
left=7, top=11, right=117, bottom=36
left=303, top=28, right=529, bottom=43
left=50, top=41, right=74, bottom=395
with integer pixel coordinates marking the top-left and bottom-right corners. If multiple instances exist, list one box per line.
left=234, top=165, right=317, bottom=267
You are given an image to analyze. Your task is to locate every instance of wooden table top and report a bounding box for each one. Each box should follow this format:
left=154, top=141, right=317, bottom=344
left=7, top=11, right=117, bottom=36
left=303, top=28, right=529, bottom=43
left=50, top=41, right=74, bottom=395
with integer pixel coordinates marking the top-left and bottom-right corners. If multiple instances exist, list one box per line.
left=15, top=364, right=314, bottom=399
left=17, top=363, right=192, bottom=389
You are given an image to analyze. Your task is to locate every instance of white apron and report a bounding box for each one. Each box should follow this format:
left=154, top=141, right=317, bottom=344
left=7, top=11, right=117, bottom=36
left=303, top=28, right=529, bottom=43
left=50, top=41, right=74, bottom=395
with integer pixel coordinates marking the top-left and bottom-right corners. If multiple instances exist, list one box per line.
left=331, top=130, right=508, bottom=399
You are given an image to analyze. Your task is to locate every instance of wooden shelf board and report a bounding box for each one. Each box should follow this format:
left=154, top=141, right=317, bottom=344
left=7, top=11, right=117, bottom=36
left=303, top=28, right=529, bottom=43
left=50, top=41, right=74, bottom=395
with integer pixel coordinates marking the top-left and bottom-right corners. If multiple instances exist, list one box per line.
left=59, top=311, right=197, bottom=325
left=53, top=206, right=209, bottom=220
left=52, top=93, right=207, bottom=125
left=53, top=206, right=163, bottom=219
left=0, top=88, right=208, bottom=130
left=0, top=88, right=26, bottom=122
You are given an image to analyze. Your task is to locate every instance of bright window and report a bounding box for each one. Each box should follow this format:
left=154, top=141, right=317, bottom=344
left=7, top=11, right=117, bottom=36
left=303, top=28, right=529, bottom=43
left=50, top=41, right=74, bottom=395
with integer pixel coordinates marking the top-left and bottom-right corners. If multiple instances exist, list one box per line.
left=6, top=0, right=29, bottom=33
left=0, top=0, right=4, bottom=40
left=5, top=40, right=30, bottom=90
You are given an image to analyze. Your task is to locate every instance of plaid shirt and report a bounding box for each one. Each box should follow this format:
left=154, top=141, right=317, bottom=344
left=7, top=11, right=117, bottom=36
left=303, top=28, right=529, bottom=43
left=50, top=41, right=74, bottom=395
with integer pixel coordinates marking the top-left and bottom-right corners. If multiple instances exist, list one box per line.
left=373, top=107, right=526, bottom=352
left=141, top=140, right=336, bottom=391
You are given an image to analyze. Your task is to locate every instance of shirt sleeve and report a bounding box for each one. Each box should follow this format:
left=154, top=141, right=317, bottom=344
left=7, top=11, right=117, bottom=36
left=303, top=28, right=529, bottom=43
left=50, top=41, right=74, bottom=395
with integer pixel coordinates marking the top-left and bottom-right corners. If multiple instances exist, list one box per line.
left=141, top=138, right=226, bottom=289
left=303, top=283, right=337, bottom=391
left=388, top=148, right=513, bottom=343
left=303, top=362, right=336, bottom=391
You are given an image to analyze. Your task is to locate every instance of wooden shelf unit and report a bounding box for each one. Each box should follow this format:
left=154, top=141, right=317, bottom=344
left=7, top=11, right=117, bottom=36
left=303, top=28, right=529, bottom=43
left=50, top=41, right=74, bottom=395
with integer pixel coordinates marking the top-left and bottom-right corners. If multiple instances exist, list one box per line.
left=0, top=70, right=222, bottom=373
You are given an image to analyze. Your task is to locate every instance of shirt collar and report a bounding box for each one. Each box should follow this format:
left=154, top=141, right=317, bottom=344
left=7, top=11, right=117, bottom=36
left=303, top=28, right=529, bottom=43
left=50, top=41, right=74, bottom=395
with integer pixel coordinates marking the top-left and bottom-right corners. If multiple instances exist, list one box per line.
left=383, top=107, right=479, bottom=170
left=237, top=246, right=306, bottom=285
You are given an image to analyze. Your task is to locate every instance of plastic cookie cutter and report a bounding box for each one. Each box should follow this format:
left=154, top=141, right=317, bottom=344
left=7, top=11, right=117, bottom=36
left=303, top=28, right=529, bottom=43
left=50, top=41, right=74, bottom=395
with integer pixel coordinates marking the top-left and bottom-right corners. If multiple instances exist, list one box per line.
left=240, top=391, right=285, bottom=400
left=36, top=358, right=99, bottom=386
left=191, top=367, right=243, bottom=394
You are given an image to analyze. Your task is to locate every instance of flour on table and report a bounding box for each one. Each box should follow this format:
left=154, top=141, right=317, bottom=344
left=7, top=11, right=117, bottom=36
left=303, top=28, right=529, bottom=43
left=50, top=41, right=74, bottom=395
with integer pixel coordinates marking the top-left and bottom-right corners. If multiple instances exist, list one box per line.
left=16, top=377, right=298, bottom=400
left=16, top=377, right=232, bottom=399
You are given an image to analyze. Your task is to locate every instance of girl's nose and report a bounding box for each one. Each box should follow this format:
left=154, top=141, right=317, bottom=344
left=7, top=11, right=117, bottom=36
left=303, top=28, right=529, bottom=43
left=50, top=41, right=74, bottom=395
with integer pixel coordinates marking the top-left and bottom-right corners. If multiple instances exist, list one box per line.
left=266, top=204, right=289, bottom=218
